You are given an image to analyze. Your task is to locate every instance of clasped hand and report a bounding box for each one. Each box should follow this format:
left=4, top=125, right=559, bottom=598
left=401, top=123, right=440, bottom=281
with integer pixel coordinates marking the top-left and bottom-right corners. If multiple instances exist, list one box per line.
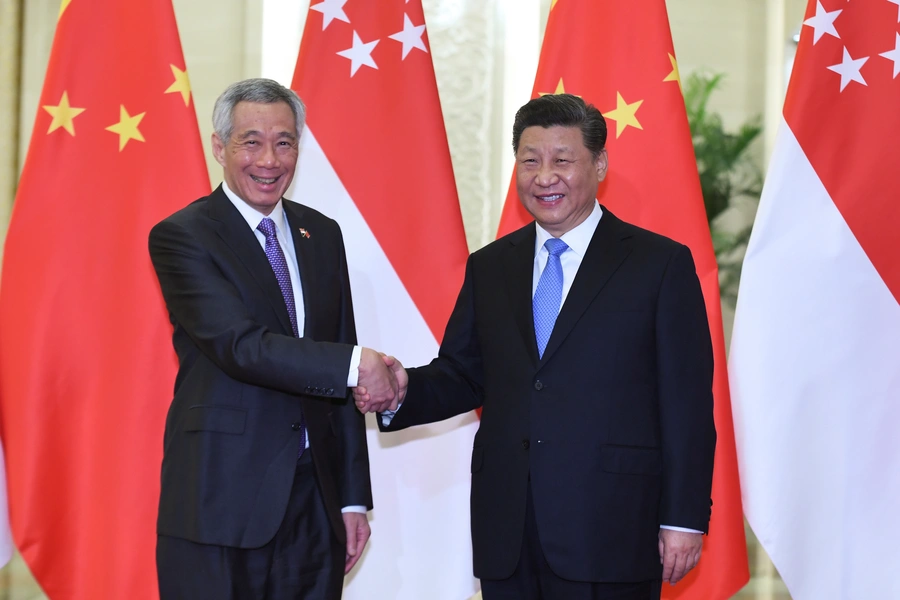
left=354, top=350, right=407, bottom=413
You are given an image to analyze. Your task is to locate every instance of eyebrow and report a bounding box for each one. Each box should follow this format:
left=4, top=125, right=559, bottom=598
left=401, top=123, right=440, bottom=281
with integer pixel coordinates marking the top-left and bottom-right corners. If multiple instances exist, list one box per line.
left=520, top=145, right=574, bottom=153
left=235, top=130, right=297, bottom=141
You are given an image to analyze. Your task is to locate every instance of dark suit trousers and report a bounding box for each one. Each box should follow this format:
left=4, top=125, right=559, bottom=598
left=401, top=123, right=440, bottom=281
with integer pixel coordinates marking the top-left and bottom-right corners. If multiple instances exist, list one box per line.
left=157, top=452, right=344, bottom=600
left=481, top=482, right=662, bottom=600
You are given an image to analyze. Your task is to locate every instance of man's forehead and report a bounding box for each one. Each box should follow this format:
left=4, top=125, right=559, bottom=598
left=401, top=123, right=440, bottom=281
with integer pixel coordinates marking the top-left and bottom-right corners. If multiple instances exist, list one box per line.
left=519, top=125, right=584, bottom=148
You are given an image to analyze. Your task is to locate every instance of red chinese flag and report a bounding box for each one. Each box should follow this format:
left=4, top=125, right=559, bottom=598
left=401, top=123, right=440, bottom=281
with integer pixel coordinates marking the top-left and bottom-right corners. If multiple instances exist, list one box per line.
left=497, top=1, right=749, bottom=597
left=291, top=1, right=477, bottom=598
left=0, top=1, right=209, bottom=598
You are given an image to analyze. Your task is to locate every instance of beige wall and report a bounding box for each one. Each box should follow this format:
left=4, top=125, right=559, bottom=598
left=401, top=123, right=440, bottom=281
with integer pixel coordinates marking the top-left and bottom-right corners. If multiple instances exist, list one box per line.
left=670, top=0, right=768, bottom=133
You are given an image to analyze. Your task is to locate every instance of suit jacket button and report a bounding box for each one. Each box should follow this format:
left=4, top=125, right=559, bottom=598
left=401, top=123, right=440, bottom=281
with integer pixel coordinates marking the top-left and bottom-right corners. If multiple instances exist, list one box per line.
left=291, top=422, right=302, bottom=431
left=534, top=380, right=543, bottom=391
left=522, top=440, right=530, bottom=450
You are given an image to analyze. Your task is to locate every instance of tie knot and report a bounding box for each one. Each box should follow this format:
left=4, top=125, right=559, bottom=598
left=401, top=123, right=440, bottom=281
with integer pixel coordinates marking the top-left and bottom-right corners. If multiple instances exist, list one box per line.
left=257, top=217, right=277, bottom=239
left=544, top=238, right=568, bottom=257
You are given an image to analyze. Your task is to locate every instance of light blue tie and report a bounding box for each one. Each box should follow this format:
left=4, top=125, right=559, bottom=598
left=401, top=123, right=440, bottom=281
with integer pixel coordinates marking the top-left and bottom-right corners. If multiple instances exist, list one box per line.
left=533, top=238, right=568, bottom=358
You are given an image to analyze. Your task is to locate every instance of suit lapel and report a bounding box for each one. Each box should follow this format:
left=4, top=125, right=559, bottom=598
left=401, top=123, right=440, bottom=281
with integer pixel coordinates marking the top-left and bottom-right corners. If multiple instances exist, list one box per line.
left=502, top=224, right=540, bottom=367
left=284, top=201, right=318, bottom=339
left=539, top=208, right=633, bottom=366
left=208, top=186, right=294, bottom=336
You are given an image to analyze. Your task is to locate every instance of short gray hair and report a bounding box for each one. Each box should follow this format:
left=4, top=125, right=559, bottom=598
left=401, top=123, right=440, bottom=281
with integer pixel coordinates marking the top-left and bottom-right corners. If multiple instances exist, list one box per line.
left=212, top=78, right=306, bottom=142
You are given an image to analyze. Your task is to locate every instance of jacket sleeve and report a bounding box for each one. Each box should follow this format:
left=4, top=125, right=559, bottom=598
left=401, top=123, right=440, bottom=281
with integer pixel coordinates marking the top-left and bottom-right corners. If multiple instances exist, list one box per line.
left=328, top=228, right=373, bottom=510
left=148, top=217, right=354, bottom=399
left=655, top=244, right=717, bottom=533
left=380, top=254, right=484, bottom=432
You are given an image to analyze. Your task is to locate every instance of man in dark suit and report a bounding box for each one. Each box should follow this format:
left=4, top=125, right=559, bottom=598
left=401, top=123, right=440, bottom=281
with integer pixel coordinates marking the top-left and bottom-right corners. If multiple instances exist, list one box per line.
left=149, top=78, right=397, bottom=599
left=355, top=94, right=716, bottom=599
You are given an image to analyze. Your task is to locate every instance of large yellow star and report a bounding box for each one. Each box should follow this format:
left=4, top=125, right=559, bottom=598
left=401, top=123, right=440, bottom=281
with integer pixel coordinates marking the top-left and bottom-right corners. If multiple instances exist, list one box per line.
left=43, top=91, right=85, bottom=136
left=59, top=0, right=72, bottom=18
left=539, top=78, right=567, bottom=96
left=105, top=105, right=146, bottom=151
left=664, top=53, right=681, bottom=89
left=165, top=65, right=192, bottom=106
left=604, top=92, right=643, bottom=138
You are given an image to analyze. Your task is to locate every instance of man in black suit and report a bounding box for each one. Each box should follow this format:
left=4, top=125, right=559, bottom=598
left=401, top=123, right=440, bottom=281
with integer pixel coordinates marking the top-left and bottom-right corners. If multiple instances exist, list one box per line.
left=149, top=78, right=397, bottom=599
left=356, top=94, right=716, bottom=599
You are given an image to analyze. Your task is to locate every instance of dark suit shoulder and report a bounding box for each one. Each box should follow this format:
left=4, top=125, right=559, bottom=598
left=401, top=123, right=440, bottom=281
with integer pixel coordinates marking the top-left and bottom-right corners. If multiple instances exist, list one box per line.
left=617, top=219, right=686, bottom=253
left=282, top=198, right=342, bottom=234
left=470, top=221, right=535, bottom=262
left=150, top=187, right=228, bottom=238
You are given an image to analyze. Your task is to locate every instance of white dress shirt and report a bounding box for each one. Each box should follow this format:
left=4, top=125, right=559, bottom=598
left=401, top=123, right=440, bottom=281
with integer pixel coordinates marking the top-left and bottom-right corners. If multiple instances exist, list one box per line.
left=224, top=183, right=365, bottom=514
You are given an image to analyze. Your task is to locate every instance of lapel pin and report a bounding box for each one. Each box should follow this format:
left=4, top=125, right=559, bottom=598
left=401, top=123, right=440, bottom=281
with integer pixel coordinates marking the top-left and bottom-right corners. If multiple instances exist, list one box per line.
left=298, top=228, right=311, bottom=239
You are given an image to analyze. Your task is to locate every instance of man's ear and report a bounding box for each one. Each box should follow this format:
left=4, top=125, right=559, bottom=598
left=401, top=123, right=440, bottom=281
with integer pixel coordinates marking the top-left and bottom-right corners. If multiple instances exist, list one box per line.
left=596, top=149, right=609, bottom=182
left=211, top=133, right=226, bottom=167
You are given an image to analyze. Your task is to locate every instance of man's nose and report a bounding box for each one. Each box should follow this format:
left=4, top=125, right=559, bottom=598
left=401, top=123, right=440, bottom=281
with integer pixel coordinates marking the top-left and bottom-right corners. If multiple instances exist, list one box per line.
left=535, top=163, right=558, bottom=185
left=257, top=143, right=279, bottom=167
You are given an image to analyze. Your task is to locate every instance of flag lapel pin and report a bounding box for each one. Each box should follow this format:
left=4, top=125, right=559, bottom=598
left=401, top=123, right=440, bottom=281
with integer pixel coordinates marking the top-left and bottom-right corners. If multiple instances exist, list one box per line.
left=298, top=228, right=311, bottom=239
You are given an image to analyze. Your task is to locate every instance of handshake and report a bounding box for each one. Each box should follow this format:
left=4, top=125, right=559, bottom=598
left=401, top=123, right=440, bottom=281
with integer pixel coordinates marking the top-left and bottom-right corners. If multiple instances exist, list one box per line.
left=353, top=347, right=408, bottom=414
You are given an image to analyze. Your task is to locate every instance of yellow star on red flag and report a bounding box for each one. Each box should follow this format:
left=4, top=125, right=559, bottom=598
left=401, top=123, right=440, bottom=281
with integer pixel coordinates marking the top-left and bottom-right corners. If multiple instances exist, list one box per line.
left=604, top=92, right=643, bottom=138
left=165, top=65, right=193, bottom=106
left=664, top=53, right=682, bottom=89
left=539, top=78, right=567, bottom=96
left=43, top=91, right=85, bottom=136
left=539, top=78, right=582, bottom=98
left=105, top=105, right=146, bottom=151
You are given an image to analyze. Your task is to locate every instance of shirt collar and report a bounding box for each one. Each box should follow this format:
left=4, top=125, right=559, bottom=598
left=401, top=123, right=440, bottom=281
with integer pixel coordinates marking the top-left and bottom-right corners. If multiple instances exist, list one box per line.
left=534, top=201, right=603, bottom=258
left=222, top=181, right=287, bottom=236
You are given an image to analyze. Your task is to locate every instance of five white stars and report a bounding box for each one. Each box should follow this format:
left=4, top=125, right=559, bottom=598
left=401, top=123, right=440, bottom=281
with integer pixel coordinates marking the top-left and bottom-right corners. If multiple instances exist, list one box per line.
left=827, top=46, right=869, bottom=91
left=336, top=30, right=380, bottom=76
left=310, top=0, right=349, bottom=30
left=803, top=1, right=842, bottom=44
left=388, top=14, right=428, bottom=59
left=879, top=32, right=900, bottom=78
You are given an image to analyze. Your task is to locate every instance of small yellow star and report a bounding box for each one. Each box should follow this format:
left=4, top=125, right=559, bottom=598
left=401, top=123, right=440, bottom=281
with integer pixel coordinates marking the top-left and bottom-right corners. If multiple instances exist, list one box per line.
left=538, top=78, right=581, bottom=98
left=105, top=105, right=146, bottom=151
left=165, top=65, right=193, bottom=107
left=604, top=92, right=643, bottom=138
left=539, top=78, right=567, bottom=96
left=43, top=91, right=85, bottom=136
left=550, top=0, right=559, bottom=9
left=664, top=53, right=681, bottom=89
left=59, top=0, right=72, bottom=18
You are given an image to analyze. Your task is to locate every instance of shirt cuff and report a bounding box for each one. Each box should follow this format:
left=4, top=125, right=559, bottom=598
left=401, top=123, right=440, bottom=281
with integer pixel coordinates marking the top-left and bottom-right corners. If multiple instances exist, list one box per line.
left=346, top=346, right=362, bottom=387
left=379, top=406, right=400, bottom=426
left=660, top=525, right=703, bottom=534
left=341, top=505, right=368, bottom=514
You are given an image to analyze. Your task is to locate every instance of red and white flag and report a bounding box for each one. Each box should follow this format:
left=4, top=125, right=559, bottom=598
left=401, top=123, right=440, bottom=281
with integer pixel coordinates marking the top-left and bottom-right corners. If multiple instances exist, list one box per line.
left=498, top=2, right=749, bottom=598
left=290, top=1, right=478, bottom=598
left=730, top=1, right=900, bottom=598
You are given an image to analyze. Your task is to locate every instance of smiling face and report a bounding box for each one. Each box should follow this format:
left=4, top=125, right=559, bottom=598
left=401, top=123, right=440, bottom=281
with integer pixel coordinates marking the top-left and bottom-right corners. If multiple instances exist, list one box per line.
left=212, top=100, right=299, bottom=215
left=515, top=125, right=608, bottom=237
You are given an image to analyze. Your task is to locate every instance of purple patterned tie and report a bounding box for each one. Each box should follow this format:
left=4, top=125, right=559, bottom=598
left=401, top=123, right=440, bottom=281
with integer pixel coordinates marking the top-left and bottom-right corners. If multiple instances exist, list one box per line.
left=257, top=217, right=306, bottom=454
